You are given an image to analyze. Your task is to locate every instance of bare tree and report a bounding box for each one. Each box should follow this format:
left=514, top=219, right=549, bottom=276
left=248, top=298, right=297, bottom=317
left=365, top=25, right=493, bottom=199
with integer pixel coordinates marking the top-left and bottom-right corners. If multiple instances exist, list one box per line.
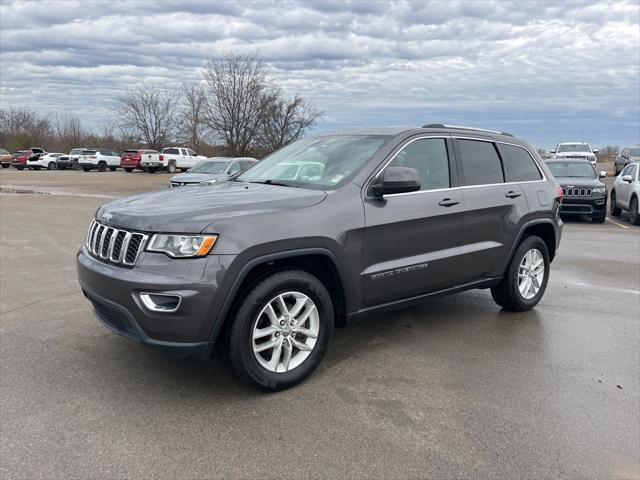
left=0, top=107, right=52, bottom=151
left=114, top=85, right=179, bottom=150
left=177, top=81, right=209, bottom=152
left=53, top=113, right=88, bottom=152
left=201, top=53, right=269, bottom=156
left=260, top=89, right=321, bottom=151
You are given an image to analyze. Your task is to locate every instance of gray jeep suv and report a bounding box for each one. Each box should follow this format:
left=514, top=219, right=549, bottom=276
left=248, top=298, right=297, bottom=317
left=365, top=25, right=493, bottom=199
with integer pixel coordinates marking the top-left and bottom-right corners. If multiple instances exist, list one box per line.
left=77, top=125, right=563, bottom=390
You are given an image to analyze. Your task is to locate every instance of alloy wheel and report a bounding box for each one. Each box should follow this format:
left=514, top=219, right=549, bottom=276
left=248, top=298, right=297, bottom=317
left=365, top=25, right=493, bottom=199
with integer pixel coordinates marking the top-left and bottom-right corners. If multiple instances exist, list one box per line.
left=518, top=248, right=545, bottom=300
left=251, top=291, right=319, bottom=373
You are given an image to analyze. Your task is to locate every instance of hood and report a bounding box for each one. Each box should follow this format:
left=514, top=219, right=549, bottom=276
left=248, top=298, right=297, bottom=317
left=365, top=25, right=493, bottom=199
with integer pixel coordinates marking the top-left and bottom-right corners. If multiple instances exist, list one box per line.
left=96, top=181, right=327, bottom=233
left=170, top=172, right=229, bottom=184
left=553, top=177, right=604, bottom=188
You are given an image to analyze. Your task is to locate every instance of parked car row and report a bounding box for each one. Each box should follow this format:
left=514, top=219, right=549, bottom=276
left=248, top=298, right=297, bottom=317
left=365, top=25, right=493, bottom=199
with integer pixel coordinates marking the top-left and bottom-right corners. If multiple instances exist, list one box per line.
left=0, top=146, right=212, bottom=173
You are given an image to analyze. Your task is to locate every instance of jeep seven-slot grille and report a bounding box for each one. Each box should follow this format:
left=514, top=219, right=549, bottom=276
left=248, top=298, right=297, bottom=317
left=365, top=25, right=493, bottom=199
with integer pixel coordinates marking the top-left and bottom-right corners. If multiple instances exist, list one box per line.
left=85, top=219, right=148, bottom=267
left=562, top=187, right=592, bottom=197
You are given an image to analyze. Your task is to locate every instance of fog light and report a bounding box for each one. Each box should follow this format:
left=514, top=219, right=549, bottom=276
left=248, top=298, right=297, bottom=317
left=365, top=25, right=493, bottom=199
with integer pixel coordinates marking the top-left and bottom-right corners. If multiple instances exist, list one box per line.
left=595, top=199, right=605, bottom=205
left=139, top=293, right=181, bottom=312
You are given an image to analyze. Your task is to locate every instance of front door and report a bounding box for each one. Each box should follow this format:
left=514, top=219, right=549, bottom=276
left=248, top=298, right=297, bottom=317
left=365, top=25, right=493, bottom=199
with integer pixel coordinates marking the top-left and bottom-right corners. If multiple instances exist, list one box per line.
left=362, top=136, right=465, bottom=307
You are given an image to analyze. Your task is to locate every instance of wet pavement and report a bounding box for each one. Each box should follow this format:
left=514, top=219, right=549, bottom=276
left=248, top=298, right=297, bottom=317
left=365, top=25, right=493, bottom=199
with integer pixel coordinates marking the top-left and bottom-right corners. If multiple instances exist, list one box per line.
left=1, top=169, right=638, bottom=479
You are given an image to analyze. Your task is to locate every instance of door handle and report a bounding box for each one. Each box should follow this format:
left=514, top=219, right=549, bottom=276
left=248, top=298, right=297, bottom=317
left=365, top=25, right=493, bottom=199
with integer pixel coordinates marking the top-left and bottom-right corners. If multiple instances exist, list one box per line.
left=438, top=198, right=460, bottom=207
left=505, top=191, right=522, bottom=198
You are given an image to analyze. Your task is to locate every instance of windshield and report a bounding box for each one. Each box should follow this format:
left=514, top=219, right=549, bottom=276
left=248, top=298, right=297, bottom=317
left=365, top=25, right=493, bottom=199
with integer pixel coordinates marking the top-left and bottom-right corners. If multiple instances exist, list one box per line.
left=0, top=149, right=9, bottom=155
left=557, top=144, right=591, bottom=153
left=629, top=148, right=640, bottom=157
left=547, top=162, right=596, bottom=178
left=238, top=135, right=390, bottom=189
left=189, top=160, right=230, bottom=174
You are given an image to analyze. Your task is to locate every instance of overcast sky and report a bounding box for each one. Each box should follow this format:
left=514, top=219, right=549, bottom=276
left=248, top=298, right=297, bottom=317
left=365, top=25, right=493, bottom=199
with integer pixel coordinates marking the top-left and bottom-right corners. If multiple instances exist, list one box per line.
left=1, top=0, right=638, bottom=149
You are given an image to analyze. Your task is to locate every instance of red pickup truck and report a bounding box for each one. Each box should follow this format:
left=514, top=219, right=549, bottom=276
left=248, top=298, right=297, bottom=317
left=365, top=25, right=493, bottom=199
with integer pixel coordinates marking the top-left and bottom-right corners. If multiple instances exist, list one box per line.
left=121, top=149, right=163, bottom=172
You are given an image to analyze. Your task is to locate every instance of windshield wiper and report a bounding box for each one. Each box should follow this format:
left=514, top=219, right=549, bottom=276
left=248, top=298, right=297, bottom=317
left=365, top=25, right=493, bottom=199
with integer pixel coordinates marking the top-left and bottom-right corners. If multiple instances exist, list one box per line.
left=249, top=179, right=297, bottom=188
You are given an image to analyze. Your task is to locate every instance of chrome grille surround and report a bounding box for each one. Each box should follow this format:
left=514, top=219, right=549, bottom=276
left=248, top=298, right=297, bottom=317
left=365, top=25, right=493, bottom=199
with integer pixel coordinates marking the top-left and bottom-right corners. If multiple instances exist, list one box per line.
left=562, top=187, right=592, bottom=197
left=85, top=219, right=148, bottom=267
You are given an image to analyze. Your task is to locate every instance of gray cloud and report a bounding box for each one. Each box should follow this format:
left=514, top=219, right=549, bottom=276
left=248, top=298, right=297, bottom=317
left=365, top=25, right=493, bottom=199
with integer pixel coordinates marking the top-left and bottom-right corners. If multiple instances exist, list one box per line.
left=1, top=0, right=638, bottom=149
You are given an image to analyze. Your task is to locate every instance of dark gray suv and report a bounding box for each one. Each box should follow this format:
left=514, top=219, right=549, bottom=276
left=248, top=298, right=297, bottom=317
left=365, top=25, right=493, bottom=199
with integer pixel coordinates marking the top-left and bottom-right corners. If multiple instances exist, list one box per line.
left=77, top=125, right=563, bottom=390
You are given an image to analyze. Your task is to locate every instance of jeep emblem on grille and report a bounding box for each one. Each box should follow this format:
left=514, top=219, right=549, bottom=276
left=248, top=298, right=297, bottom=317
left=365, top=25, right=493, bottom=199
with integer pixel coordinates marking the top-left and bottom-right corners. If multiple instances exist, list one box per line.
left=101, top=211, right=113, bottom=222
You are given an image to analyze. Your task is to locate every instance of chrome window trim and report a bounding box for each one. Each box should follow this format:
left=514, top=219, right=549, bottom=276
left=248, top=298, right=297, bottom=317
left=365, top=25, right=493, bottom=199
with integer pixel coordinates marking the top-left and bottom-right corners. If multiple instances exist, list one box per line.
left=374, top=134, right=547, bottom=199
left=367, top=135, right=451, bottom=198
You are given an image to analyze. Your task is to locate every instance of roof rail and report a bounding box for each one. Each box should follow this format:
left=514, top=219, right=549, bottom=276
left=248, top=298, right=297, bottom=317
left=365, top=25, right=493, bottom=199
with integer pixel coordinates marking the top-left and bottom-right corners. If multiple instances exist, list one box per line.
left=421, top=123, right=514, bottom=137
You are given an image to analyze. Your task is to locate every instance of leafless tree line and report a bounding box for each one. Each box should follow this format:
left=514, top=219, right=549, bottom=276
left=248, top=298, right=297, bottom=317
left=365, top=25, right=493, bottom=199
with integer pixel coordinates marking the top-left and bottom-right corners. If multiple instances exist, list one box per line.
left=1, top=52, right=320, bottom=157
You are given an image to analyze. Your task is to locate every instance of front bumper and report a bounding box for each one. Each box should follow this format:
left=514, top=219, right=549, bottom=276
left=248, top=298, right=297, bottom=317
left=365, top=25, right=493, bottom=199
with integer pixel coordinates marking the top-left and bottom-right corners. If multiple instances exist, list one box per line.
left=77, top=246, right=236, bottom=357
left=559, top=196, right=607, bottom=216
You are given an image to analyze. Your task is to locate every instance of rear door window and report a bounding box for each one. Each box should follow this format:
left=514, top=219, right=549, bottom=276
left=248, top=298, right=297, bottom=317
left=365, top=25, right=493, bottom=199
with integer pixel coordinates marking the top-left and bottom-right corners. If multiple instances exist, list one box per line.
left=457, top=139, right=504, bottom=186
left=499, top=144, right=542, bottom=182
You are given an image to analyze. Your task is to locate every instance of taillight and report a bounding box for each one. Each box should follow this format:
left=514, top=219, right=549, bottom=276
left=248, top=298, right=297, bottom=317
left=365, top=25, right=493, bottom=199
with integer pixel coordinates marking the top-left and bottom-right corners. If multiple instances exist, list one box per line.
left=134, top=154, right=141, bottom=160
left=554, top=185, right=563, bottom=202
left=159, top=154, right=164, bottom=161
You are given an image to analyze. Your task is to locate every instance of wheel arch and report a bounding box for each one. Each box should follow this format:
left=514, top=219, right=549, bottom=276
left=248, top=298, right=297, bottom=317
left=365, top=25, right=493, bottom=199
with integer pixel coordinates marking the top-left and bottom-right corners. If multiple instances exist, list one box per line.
left=501, top=219, right=557, bottom=276
left=210, top=248, right=353, bottom=343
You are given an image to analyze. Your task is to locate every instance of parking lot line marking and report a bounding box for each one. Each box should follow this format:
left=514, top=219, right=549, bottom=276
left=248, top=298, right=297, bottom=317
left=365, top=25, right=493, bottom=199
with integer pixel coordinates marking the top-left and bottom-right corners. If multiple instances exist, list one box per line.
left=605, top=217, right=631, bottom=229
left=553, top=280, right=640, bottom=296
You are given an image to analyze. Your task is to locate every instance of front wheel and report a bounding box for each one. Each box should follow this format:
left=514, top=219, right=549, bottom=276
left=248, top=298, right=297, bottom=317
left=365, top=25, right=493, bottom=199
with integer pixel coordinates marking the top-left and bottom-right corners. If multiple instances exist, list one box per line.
left=47, top=162, right=56, bottom=170
left=97, top=162, right=107, bottom=172
left=491, top=235, right=550, bottom=311
left=610, top=191, right=622, bottom=217
left=221, top=270, right=334, bottom=391
left=82, top=167, right=91, bottom=172
left=630, top=197, right=640, bottom=226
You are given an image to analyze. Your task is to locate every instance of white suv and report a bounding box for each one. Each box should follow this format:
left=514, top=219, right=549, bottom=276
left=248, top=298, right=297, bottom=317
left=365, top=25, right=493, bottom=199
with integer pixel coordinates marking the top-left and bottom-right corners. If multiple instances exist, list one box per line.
left=551, top=142, right=598, bottom=166
left=611, top=162, right=640, bottom=225
left=161, top=147, right=207, bottom=173
left=78, top=149, right=121, bottom=172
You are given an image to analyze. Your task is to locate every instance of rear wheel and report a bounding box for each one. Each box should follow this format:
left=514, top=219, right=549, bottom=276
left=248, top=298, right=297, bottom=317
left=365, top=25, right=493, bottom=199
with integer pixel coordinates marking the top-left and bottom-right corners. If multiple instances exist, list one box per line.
left=610, top=191, right=622, bottom=217
left=491, top=235, right=550, bottom=311
left=1, top=164, right=9, bottom=168
left=125, top=167, right=133, bottom=173
left=82, top=167, right=91, bottom=172
left=97, top=161, right=107, bottom=172
left=109, top=167, right=116, bottom=172
left=221, top=270, right=334, bottom=391
left=630, top=197, right=640, bottom=226
left=167, top=161, right=176, bottom=173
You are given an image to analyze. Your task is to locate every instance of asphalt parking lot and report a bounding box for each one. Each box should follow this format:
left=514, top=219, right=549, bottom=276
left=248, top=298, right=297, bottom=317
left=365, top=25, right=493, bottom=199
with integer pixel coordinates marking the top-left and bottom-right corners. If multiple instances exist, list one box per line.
left=1, top=169, right=639, bottom=479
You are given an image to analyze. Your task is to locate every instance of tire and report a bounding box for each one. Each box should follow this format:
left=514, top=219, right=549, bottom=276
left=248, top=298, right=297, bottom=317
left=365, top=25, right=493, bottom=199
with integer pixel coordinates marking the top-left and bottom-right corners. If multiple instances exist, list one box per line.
left=109, top=167, right=116, bottom=172
left=125, top=168, right=133, bottom=173
left=148, top=167, right=156, bottom=173
left=1, top=164, right=9, bottom=168
left=167, top=161, right=176, bottom=173
left=630, top=196, right=640, bottom=226
left=15, top=166, right=24, bottom=170
left=47, top=162, right=56, bottom=170
left=82, top=167, right=91, bottom=172
left=98, top=161, right=107, bottom=172
left=610, top=191, right=622, bottom=217
left=221, top=269, right=334, bottom=391
left=491, top=235, right=550, bottom=311
left=592, top=212, right=606, bottom=223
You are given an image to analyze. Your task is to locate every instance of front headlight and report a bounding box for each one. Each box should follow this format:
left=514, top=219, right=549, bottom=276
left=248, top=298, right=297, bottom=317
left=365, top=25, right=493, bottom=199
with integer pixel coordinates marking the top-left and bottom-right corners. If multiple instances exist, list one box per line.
left=147, top=234, right=218, bottom=258
left=592, top=187, right=606, bottom=194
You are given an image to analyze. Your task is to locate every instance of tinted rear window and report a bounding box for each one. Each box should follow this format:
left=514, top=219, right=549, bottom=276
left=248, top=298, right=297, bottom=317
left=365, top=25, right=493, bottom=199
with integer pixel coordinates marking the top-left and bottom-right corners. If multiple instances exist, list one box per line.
left=499, top=144, right=542, bottom=182
left=458, top=139, right=504, bottom=186
left=163, top=147, right=180, bottom=155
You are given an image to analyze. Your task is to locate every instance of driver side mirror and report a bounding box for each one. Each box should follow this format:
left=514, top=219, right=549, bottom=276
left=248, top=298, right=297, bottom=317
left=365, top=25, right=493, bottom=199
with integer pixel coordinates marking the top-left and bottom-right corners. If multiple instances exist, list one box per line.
left=592, top=149, right=599, bottom=154
left=622, top=175, right=633, bottom=183
left=599, top=171, right=607, bottom=178
left=371, top=166, right=421, bottom=197
left=549, top=150, right=556, bottom=154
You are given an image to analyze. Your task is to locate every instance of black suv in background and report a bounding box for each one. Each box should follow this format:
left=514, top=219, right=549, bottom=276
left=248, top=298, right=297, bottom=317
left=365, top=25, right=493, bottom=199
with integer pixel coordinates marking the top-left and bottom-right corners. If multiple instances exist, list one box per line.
left=77, top=124, right=563, bottom=390
left=545, top=159, right=608, bottom=223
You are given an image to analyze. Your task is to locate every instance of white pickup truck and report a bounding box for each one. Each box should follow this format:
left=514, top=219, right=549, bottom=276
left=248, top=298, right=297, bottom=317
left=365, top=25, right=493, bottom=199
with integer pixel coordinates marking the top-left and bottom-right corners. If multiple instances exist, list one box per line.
left=140, top=147, right=206, bottom=173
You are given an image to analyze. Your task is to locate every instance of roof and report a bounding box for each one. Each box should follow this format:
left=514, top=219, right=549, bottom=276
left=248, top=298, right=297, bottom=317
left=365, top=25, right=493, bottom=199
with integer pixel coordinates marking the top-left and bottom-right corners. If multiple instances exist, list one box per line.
left=317, top=124, right=518, bottom=139
left=546, top=157, right=594, bottom=163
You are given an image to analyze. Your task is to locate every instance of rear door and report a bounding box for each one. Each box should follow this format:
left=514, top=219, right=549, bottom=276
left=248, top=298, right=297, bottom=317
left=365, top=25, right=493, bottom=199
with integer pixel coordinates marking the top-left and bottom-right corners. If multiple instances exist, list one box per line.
left=455, top=137, right=529, bottom=282
left=619, top=164, right=637, bottom=207
left=362, top=136, right=465, bottom=306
